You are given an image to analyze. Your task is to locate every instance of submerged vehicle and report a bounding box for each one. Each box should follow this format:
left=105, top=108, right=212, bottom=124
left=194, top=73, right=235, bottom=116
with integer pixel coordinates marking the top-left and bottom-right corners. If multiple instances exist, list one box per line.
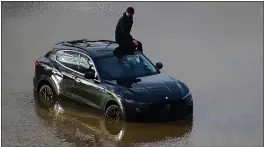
left=33, top=39, right=193, bottom=122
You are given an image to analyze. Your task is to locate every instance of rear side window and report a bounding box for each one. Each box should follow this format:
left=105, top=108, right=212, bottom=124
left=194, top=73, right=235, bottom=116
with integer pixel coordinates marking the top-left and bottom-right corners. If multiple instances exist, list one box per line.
left=78, top=54, right=96, bottom=74
left=56, top=50, right=79, bottom=71
left=79, top=54, right=91, bottom=74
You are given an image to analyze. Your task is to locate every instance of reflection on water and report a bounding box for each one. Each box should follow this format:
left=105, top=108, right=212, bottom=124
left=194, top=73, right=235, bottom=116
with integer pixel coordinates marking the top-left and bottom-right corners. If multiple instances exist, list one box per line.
left=34, top=93, right=193, bottom=147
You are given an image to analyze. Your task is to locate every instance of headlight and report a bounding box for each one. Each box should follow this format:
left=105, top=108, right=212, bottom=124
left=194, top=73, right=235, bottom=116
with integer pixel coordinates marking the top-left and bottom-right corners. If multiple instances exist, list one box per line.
left=124, top=99, right=135, bottom=103
left=124, top=99, right=146, bottom=105
left=182, top=91, right=191, bottom=99
left=112, top=90, right=146, bottom=105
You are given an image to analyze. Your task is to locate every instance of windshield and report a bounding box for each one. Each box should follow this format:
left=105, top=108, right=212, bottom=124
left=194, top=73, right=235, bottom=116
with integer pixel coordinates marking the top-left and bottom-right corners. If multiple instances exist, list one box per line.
left=96, top=54, right=159, bottom=80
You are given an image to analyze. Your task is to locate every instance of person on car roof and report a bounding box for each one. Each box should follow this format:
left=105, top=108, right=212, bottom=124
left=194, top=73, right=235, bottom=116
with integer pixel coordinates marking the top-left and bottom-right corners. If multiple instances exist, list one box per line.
left=114, top=7, right=143, bottom=58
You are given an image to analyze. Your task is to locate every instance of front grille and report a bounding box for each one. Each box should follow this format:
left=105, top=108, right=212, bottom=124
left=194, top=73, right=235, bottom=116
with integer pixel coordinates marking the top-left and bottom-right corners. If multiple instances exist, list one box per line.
left=150, top=100, right=185, bottom=113
left=128, top=99, right=193, bottom=122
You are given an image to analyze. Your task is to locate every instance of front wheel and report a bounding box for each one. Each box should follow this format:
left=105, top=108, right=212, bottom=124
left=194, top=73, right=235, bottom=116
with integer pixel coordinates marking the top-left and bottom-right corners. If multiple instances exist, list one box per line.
left=105, top=104, right=124, bottom=121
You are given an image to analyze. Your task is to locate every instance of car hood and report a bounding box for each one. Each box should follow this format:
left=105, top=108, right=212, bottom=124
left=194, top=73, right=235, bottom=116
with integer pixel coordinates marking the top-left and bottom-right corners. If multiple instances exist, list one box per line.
left=104, top=74, right=188, bottom=102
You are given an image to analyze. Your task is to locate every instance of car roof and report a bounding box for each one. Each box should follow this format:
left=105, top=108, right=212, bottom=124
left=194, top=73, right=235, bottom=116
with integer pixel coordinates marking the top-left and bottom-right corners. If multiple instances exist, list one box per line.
left=53, top=39, right=119, bottom=59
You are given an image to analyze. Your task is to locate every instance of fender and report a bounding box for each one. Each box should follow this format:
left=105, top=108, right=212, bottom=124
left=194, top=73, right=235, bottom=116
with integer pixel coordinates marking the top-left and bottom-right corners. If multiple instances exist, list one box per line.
left=102, top=89, right=126, bottom=116
left=36, top=75, right=61, bottom=95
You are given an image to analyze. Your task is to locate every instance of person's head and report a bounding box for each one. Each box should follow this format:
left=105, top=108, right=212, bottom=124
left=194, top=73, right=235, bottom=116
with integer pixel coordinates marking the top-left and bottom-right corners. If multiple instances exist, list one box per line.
left=126, top=7, right=134, bottom=18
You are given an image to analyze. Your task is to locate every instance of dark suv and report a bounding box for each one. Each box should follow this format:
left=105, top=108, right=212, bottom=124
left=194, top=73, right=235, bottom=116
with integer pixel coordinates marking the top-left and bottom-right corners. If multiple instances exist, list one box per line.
left=33, top=39, right=193, bottom=122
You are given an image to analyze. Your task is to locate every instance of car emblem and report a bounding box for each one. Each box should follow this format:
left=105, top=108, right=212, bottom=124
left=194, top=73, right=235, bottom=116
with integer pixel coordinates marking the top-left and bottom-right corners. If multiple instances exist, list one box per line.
left=165, top=96, right=168, bottom=100
left=166, top=104, right=170, bottom=109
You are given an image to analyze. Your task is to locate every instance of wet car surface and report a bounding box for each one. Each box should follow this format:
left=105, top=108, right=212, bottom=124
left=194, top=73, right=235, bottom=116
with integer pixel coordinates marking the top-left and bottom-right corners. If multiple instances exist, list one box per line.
left=1, top=2, right=263, bottom=147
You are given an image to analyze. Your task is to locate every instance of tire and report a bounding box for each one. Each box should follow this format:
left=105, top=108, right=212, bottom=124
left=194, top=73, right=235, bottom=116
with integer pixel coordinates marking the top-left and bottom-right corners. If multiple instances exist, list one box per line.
left=105, top=104, right=124, bottom=121
left=37, top=84, right=57, bottom=108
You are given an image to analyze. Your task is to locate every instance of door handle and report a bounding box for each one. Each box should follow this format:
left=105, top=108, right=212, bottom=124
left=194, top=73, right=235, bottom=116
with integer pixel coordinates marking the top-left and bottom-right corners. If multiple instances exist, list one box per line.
left=74, top=76, right=81, bottom=83
left=76, top=78, right=81, bottom=83
left=97, top=87, right=106, bottom=92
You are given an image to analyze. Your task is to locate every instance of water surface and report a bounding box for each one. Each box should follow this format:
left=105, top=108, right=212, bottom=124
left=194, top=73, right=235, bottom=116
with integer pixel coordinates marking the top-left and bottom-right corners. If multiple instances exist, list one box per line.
left=1, top=2, right=263, bottom=147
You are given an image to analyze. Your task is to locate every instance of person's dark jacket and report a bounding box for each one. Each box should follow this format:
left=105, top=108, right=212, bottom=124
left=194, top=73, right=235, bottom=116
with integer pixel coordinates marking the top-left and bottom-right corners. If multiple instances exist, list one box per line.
left=115, top=12, right=134, bottom=44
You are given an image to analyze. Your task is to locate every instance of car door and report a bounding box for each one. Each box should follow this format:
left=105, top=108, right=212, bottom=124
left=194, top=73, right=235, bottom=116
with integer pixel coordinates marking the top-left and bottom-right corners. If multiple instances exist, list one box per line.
left=55, top=50, right=80, bottom=100
left=73, top=53, right=105, bottom=109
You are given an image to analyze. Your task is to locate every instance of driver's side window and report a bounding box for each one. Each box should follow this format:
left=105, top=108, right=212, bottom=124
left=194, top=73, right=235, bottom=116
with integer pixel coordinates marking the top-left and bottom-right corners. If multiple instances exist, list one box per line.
left=78, top=54, right=95, bottom=74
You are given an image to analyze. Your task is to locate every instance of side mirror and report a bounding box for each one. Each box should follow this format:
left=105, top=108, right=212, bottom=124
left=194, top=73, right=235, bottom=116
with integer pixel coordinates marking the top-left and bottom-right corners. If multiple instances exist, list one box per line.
left=84, top=71, right=95, bottom=79
left=155, top=62, right=163, bottom=70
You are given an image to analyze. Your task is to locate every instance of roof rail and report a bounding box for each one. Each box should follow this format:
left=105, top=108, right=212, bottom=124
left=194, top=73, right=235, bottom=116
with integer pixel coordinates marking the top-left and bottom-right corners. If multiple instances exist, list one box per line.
left=56, top=39, right=116, bottom=45
left=65, top=39, right=117, bottom=50
left=55, top=40, right=94, bottom=55
left=96, top=40, right=116, bottom=43
left=55, top=39, right=117, bottom=55
left=62, top=43, right=87, bottom=50
left=65, top=39, right=90, bottom=45
left=56, top=39, right=89, bottom=48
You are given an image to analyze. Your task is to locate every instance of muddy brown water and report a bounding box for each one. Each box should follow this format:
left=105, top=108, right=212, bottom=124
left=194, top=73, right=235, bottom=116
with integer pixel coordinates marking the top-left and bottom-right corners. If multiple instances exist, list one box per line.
left=1, top=2, right=263, bottom=147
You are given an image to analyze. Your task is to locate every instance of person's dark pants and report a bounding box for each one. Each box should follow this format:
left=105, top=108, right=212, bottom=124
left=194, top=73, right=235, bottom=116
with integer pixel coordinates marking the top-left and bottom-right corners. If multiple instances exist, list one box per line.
left=113, top=40, right=143, bottom=59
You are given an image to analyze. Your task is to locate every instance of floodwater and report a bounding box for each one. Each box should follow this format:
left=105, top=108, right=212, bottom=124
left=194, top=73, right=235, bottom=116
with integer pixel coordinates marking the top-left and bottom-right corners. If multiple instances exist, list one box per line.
left=1, top=2, right=263, bottom=147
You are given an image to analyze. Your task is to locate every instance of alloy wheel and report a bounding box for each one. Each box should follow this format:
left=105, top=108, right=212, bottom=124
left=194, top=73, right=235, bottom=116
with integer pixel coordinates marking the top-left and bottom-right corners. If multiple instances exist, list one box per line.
left=105, top=105, right=123, bottom=121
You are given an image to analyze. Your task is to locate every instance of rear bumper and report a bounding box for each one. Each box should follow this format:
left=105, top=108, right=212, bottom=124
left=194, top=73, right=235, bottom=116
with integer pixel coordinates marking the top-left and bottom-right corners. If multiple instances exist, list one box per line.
left=123, top=96, right=193, bottom=122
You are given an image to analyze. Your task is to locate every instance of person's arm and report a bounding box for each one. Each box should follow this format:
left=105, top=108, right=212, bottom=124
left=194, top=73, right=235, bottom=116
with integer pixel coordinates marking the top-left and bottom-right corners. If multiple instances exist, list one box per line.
left=120, top=19, right=133, bottom=41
